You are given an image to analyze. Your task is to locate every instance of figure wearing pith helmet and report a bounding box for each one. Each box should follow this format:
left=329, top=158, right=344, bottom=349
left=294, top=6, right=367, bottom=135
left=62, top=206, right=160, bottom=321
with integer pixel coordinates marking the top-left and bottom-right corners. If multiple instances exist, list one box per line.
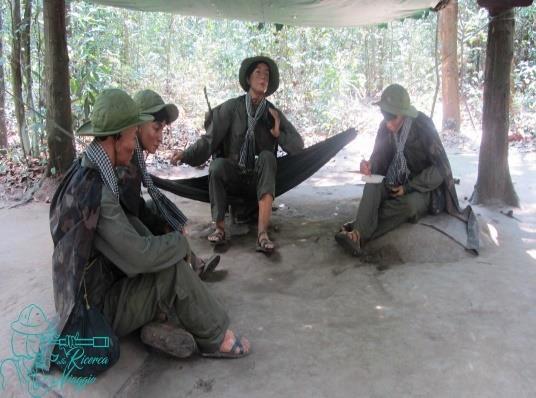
left=46, top=88, right=250, bottom=372
left=335, top=84, right=479, bottom=256
left=171, top=55, right=304, bottom=253
left=117, top=89, right=220, bottom=279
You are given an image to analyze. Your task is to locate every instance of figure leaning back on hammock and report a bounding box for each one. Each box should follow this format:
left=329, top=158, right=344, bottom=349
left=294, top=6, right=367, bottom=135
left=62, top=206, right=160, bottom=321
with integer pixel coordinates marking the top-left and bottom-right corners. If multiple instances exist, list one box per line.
left=171, top=55, right=304, bottom=253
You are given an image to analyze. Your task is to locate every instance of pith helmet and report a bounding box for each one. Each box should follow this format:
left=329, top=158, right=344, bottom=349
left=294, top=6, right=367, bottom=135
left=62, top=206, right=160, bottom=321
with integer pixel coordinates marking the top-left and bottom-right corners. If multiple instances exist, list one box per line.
left=77, top=88, right=153, bottom=136
left=239, top=55, right=279, bottom=97
left=134, top=89, right=179, bottom=123
left=374, top=84, right=418, bottom=118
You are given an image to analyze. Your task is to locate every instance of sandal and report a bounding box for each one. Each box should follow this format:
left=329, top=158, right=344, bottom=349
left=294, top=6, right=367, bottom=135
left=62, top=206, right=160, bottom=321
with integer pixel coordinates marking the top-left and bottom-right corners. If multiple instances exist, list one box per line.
left=140, top=322, right=196, bottom=359
left=200, top=335, right=250, bottom=359
left=339, top=220, right=354, bottom=233
left=256, top=231, right=275, bottom=253
left=208, top=229, right=226, bottom=245
left=335, top=230, right=362, bottom=257
left=195, top=255, right=221, bottom=280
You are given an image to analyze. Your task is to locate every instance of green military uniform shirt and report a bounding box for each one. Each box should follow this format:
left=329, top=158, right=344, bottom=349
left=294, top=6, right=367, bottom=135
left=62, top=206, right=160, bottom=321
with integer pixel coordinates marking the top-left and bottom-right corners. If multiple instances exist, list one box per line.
left=355, top=113, right=446, bottom=241
left=370, top=115, right=444, bottom=193
left=81, top=156, right=229, bottom=350
left=182, top=95, right=304, bottom=166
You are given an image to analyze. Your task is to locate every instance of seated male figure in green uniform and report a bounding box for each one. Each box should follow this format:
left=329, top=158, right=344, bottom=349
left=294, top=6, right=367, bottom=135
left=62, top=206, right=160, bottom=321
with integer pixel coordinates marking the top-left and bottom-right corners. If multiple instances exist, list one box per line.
left=50, top=89, right=250, bottom=363
left=336, top=84, right=452, bottom=256
left=171, top=56, right=304, bottom=253
left=117, top=89, right=220, bottom=279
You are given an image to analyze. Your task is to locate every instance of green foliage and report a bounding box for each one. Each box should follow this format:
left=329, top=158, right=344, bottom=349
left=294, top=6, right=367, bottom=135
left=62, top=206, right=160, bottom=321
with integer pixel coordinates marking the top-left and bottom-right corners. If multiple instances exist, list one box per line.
left=513, top=6, right=536, bottom=111
left=61, top=2, right=536, bottom=138
left=68, top=2, right=123, bottom=126
left=0, top=0, right=535, bottom=149
left=59, top=5, right=448, bottom=136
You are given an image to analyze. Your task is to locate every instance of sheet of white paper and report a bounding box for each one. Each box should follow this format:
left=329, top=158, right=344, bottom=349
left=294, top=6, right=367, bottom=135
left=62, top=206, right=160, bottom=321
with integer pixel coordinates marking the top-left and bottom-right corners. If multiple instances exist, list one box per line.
left=361, top=174, right=385, bottom=184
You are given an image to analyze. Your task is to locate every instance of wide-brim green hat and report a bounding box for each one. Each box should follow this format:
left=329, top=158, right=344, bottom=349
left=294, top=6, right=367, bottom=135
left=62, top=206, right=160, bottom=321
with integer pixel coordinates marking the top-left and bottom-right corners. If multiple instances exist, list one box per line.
left=373, top=83, right=418, bottom=118
left=77, top=88, right=153, bottom=137
left=133, top=89, right=179, bottom=123
left=239, top=55, right=279, bottom=97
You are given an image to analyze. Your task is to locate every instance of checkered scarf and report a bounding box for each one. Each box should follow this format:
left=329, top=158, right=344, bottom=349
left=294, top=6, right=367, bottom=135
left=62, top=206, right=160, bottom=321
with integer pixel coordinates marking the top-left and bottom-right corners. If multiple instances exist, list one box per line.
left=385, top=117, right=413, bottom=186
left=134, top=139, right=188, bottom=232
left=85, top=139, right=120, bottom=201
left=238, top=93, right=267, bottom=172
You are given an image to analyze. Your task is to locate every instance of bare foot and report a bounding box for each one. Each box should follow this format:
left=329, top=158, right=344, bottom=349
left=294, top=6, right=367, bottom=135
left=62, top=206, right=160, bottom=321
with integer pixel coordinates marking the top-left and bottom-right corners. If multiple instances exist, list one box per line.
left=347, top=230, right=360, bottom=243
left=219, top=329, right=250, bottom=355
left=208, top=227, right=225, bottom=244
left=335, top=229, right=362, bottom=257
left=256, top=231, right=275, bottom=253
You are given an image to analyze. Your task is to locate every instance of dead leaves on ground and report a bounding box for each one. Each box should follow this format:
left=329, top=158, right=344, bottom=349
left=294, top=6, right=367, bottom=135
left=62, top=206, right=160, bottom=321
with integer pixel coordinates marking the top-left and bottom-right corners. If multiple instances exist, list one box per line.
left=0, top=154, right=46, bottom=200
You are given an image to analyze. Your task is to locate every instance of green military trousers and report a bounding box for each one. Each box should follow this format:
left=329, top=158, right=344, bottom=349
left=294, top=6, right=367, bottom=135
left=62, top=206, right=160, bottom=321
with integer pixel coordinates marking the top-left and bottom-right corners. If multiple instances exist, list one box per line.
left=354, top=182, right=431, bottom=242
left=208, top=150, right=277, bottom=222
left=102, top=259, right=229, bottom=353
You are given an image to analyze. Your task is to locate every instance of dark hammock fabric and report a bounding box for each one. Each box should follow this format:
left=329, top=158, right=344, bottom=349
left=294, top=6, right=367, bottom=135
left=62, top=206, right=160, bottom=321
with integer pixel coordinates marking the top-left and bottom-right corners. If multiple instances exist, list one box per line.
left=151, top=128, right=357, bottom=204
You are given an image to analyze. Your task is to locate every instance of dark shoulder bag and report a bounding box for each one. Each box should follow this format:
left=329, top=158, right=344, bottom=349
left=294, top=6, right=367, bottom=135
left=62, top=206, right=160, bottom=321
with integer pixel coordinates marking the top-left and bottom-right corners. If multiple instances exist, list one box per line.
left=52, top=260, right=120, bottom=377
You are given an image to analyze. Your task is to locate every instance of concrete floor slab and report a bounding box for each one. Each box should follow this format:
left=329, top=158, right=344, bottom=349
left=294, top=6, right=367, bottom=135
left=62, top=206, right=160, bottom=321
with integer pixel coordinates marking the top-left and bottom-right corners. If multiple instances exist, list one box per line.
left=1, top=148, right=535, bottom=397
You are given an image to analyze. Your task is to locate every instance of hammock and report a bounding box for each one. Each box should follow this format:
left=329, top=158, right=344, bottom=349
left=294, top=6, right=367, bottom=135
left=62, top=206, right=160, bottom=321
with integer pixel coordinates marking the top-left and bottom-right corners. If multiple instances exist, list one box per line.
left=151, top=128, right=357, bottom=204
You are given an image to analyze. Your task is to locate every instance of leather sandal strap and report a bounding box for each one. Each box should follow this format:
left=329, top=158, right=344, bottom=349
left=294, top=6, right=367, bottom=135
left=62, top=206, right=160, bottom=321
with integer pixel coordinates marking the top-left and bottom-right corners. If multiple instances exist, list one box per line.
left=209, top=229, right=225, bottom=241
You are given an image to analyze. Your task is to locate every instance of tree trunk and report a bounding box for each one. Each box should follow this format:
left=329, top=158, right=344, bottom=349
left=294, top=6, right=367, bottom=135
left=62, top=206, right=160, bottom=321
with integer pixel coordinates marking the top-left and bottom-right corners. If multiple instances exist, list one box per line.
left=22, top=0, right=37, bottom=156
left=471, top=8, right=519, bottom=206
left=0, top=10, right=8, bottom=148
left=165, top=15, right=174, bottom=97
left=364, top=30, right=371, bottom=97
left=34, top=0, right=45, bottom=147
left=431, top=13, right=440, bottom=118
left=439, top=0, right=461, bottom=131
left=377, top=28, right=386, bottom=92
left=44, top=0, right=75, bottom=175
left=11, top=0, right=30, bottom=156
left=369, top=28, right=377, bottom=95
left=65, top=0, right=71, bottom=36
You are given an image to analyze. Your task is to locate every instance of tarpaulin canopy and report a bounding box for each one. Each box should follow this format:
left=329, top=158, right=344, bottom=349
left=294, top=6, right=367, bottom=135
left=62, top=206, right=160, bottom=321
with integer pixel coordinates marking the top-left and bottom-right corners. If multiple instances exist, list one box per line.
left=85, top=0, right=445, bottom=27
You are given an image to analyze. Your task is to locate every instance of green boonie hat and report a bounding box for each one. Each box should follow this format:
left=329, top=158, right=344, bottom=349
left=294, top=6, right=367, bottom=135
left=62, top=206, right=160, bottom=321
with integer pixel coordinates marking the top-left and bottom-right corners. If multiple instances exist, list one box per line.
left=373, top=84, right=418, bottom=118
left=77, top=89, right=153, bottom=136
left=239, top=55, right=279, bottom=97
left=133, top=89, right=179, bottom=123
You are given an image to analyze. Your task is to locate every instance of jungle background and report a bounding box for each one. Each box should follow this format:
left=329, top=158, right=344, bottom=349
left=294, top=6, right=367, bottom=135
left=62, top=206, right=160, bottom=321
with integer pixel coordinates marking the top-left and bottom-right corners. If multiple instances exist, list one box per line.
left=0, top=0, right=534, bottom=201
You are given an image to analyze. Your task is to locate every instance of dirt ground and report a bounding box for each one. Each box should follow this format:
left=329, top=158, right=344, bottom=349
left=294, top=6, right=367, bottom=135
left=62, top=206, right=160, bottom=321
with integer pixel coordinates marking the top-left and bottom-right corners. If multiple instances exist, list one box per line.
left=0, top=139, right=535, bottom=397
